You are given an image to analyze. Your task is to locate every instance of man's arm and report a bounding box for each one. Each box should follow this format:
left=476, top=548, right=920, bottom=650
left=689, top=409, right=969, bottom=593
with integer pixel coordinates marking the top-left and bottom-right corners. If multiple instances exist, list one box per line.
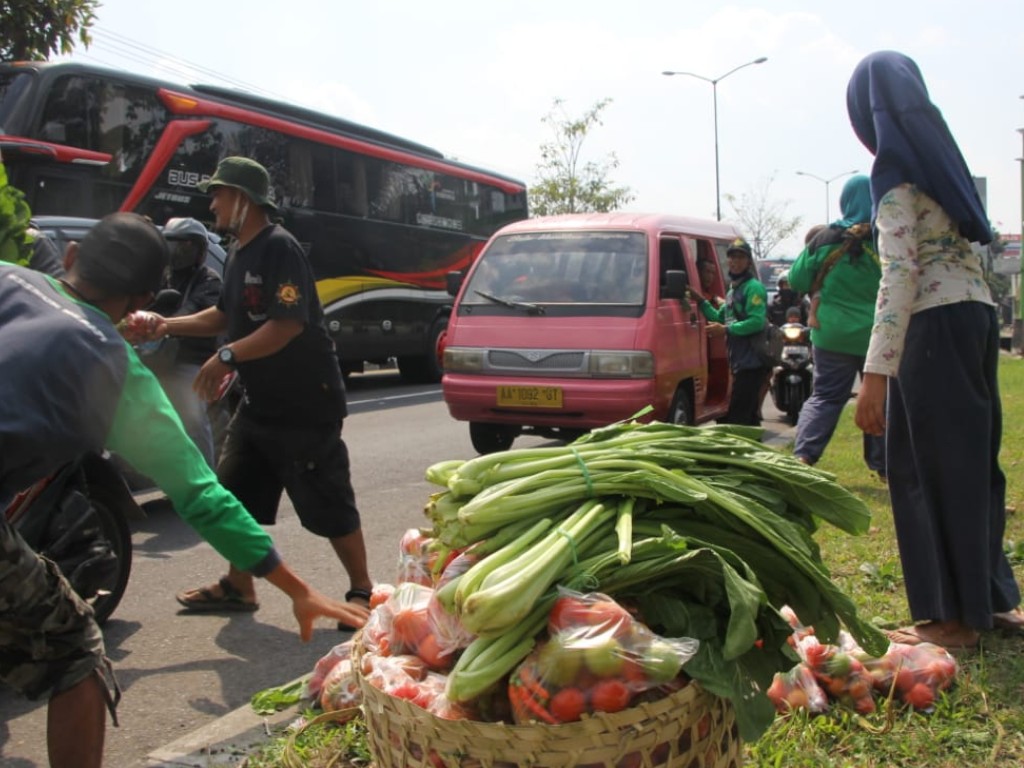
left=192, top=317, right=303, bottom=402
left=162, top=306, right=228, bottom=338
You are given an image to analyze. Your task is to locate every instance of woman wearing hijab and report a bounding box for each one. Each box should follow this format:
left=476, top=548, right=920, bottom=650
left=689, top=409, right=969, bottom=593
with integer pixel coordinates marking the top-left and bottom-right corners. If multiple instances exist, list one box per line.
left=847, top=50, right=1023, bottom=649
left=789, top=174, right=884, bottom=475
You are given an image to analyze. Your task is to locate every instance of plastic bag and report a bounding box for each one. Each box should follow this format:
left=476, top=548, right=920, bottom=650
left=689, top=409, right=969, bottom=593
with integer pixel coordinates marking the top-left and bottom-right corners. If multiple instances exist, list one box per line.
left=509, top=589, right=699, bottom=724
left=305, top=639, right=353, bottom=700
left=319, top=657, right=361, bottom=718
left=857, top=641, right=957, bottom=711
left=797, top=635, right=876, bottom=714
left=397, top=528, right=437, bottom=586
left=766, top=664, right=829, bottom=714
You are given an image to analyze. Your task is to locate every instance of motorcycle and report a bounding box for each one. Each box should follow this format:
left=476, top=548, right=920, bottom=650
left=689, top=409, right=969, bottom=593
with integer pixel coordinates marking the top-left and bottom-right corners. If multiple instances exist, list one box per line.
left=5, top=453, right=143, bottom=624
left=770, top=320, right=813, bottom=425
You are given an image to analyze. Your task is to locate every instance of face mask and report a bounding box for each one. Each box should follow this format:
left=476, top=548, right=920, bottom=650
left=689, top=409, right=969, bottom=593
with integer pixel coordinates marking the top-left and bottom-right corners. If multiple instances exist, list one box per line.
left=168, top=241, right=198, bottom=271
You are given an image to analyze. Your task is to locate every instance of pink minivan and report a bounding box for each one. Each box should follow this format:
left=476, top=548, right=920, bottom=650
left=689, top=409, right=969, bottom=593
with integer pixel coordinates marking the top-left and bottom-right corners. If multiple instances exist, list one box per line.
left=441, top=213, right=741, bottom=453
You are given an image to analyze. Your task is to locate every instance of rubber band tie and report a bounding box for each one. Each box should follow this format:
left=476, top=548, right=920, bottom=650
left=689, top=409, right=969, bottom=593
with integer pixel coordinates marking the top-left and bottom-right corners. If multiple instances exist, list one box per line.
left=571, top=447, right=594, bottom=497
left=555, top=526, right=579, bottom=566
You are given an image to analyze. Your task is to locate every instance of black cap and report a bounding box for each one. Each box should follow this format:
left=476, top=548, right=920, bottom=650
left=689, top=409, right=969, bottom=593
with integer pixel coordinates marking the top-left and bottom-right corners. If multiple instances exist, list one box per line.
left=75, top=212, right=169, bottom=296
left=726, top=238, right=753, bottom=258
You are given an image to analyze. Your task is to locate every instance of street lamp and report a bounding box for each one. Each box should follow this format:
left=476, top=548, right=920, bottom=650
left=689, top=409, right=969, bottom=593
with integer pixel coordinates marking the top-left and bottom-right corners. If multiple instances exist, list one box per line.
left=795, top=169, right=859, bottom=222
left=662, top=57, right=768, bottom=221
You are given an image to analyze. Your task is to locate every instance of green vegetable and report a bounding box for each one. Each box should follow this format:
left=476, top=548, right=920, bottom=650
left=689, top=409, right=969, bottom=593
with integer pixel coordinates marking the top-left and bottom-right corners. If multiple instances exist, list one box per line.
left=422, top=420, right=884, bottom=741
left=0, top=162, right=33, bottom=268
left=250, top=676, right=310, bottom=715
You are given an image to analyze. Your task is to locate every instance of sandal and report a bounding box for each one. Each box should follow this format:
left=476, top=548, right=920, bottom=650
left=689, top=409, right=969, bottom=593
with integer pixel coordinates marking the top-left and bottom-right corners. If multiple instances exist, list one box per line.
left=992, top=607, right=1024, bottom=632
left=337, top=587, right=372, bottom=632
left=176, top=576, right=259, bottom=613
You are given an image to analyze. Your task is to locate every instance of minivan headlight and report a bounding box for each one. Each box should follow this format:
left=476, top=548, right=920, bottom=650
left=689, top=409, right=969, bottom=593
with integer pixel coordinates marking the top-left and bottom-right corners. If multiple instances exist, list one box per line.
left=443, top=346, right=484, bottom=372
left=588, top=350, right=654, bottom=378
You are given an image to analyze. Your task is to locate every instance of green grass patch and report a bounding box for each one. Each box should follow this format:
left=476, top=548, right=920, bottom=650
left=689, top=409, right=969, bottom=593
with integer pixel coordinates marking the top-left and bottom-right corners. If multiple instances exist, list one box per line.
left=238, top=356, right=1024, bottom=767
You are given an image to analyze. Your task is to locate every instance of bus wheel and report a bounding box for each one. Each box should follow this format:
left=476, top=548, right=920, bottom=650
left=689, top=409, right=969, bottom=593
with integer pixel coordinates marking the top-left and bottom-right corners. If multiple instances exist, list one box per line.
left=469, top=422, right=518, bottom=454
left=397, top=318, right=447, bottom=384
left=667, top=387, right=694, bottom=426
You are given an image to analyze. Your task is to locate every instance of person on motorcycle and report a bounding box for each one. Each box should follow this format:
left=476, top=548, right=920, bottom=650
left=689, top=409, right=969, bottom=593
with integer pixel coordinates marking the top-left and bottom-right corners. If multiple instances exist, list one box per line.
left=0, top=212, right=369, bottom=768
left=151, top=217, right=224, bottom=467
left=693, top=238, right=772, bottom=426
left=767, top=272, right=806, bottom=327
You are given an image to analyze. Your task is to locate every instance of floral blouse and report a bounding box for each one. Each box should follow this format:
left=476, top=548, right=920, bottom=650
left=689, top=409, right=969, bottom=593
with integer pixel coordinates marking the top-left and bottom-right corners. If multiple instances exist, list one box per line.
left=864, top=183, right=994, bottom=377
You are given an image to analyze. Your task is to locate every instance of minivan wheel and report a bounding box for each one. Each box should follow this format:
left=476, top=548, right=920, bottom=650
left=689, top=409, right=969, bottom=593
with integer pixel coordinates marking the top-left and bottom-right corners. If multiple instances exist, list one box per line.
left=469, top=422, right=518, bottom=454
left=667, top=388, right=694, bottom=426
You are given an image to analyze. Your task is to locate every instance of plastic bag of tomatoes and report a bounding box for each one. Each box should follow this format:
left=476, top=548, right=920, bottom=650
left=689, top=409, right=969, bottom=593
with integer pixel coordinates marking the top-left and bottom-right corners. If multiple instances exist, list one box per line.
left=855, top=641, right=957, bottom=711
left=766, top=663, right=829, bottom=714
left=507, top=589, right=698, bottom=725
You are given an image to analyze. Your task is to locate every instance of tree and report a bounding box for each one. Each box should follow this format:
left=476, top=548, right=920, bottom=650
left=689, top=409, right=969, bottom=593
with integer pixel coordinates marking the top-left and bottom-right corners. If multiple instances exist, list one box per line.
left=0, top=0, right=98, bottom=61
left=723, top=173, right=802, bottom=260
left=529, top=98, right=634, bottom=217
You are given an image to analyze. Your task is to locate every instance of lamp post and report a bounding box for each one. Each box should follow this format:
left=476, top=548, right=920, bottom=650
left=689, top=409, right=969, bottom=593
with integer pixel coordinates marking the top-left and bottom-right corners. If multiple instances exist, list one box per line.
left=795, top=169, right=859, bottom=222
left=662, top=57, right=768, bottom=221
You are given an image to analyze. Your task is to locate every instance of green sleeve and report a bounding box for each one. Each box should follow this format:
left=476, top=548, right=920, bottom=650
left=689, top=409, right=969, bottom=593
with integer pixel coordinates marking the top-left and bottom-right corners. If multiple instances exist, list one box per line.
left=105, top=348, right=279, bottom=575
left=788, top=246, right=824, bottom=294
left=729, top=281, right=768, bottom=337
left=698, top=297, right=725, bottom=323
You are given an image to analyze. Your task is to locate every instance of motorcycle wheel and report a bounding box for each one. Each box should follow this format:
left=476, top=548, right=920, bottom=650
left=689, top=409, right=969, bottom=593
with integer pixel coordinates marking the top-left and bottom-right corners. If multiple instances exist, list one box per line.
left=785, top=382, right=804, bottom=426
left=59, top=482, right=133, bottom=626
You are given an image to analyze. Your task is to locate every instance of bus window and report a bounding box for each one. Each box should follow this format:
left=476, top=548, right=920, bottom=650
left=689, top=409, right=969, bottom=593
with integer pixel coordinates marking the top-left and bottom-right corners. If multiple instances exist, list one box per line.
left=37, top=75, right=167, bottom=182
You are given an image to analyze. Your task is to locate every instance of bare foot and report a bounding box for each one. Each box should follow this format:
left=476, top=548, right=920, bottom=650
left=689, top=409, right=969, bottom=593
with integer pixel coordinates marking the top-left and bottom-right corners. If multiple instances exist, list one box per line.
left=886, top=620, right=978, bottom=651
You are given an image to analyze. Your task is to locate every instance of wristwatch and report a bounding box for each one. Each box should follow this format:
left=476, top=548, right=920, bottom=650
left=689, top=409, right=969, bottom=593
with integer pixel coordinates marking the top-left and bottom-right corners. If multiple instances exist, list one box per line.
left=217, top=346, right=237, bottom=367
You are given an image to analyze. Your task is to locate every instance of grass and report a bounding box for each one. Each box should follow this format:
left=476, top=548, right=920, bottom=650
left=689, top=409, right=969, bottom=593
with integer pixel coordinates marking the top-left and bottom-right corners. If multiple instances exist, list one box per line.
left=238, top=355, right=1024, bottom=767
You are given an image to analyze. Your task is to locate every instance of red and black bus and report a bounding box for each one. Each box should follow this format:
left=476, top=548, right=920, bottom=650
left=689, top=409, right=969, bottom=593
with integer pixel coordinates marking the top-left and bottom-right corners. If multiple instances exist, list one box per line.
left=0, top=61, right=528, bottom=381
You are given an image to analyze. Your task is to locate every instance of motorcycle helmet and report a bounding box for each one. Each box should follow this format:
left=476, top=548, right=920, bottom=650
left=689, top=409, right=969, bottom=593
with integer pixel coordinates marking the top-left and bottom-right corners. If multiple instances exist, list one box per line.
left=775, top=271, right=789, bottom=288
left=163, top=217, right=209, bottom=271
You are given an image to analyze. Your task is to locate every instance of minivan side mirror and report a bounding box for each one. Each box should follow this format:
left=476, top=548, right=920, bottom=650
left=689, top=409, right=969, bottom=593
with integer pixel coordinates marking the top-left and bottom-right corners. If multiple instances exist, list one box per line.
left=662, top=269, right=688, bottom=300
left=446, top=270, right=464, bottom=297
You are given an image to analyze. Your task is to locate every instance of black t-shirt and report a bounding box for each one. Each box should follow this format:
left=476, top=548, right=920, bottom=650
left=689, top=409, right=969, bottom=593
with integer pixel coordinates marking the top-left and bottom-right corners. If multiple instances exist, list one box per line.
left=218, top=224, right=346, bottom=426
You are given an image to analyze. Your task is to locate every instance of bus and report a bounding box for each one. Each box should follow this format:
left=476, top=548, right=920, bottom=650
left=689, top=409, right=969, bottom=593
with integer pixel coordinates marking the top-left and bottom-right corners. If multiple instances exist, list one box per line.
left=0, top=60, right=528, bottom=381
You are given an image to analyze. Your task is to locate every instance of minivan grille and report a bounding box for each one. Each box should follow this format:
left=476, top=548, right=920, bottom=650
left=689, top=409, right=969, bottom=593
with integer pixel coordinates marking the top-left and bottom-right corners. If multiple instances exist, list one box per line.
left=487, top=349, right=586, bottom=372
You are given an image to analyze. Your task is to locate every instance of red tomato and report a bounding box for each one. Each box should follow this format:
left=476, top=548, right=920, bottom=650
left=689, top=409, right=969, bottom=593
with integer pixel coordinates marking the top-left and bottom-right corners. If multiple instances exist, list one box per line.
left=905, top=682, right=935, bottom=710
left=416, top=633, right=452, bottom=671
left=549, top=687, right=587, bottom=723
left=590, top=679, right=631, bottom=713
left=548, top=596, right=591, bottom=632
left=392, top=608, right=431, bottom=649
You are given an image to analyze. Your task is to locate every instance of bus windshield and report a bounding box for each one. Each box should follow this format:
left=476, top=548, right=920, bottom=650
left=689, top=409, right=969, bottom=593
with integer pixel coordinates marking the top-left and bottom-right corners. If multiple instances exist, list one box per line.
left=0, top=70, right=34, bottom=132
left=462, top=231, right=648, bottom=306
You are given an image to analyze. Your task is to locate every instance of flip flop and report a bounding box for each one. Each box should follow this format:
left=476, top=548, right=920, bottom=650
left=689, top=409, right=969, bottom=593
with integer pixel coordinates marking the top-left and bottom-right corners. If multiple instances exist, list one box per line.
left=176, top=576, right=259, bottom=613
left=885, top=624, right=979, bottom=652
left=337, top=587, right=372, bottom=632
left=992, top=607, right=1024, bottom=632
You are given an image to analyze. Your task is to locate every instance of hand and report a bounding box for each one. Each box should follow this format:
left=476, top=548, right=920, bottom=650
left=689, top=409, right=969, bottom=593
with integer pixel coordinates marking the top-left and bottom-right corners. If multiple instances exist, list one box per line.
left=706, top=322, right=727, bottom=338
left=193, top=355, right=233, bottom=403
left=120, top=311, right=166, bottom=344
left=855, top=373, right=888, bottom=436
left=291, top=588, right=371, bottom=643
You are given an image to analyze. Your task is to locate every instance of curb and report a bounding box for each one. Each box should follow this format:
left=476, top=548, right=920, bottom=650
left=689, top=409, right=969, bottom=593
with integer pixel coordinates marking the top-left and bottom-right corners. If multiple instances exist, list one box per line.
left=147, top=682, right=307, bottom=767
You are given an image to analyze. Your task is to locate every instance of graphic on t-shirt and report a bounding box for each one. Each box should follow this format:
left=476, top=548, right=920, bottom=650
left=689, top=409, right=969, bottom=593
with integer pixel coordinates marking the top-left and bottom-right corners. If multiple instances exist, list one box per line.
left=276, top=281, right=301, bottom=307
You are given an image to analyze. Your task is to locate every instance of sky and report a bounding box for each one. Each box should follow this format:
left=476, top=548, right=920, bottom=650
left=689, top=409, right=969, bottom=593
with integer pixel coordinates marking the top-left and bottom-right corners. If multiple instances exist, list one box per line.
left=55, top=0, right=1024, bottom=256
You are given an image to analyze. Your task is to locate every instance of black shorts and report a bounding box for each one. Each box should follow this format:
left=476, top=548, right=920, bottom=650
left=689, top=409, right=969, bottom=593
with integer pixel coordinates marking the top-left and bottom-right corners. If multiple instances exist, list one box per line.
left=218, top=415, right=361, bottom=538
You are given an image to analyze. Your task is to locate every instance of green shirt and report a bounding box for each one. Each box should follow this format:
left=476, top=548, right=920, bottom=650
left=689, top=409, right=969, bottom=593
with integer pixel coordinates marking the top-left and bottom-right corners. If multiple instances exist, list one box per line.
left=788, top=231, right=881, bottom=356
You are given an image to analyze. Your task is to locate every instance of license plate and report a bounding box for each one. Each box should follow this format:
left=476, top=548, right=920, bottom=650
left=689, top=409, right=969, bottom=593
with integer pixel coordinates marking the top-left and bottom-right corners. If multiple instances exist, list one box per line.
left=496, top=386, right=563, bottom=408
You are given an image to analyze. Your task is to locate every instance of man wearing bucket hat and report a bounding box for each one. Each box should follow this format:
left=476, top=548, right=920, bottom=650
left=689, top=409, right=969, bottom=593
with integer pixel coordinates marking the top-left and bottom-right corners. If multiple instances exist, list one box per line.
left=0, top=212, right=369, bottom=768
left=692, top=237, right=772, bottom=426
left=138, top=156, right=373, bottom=623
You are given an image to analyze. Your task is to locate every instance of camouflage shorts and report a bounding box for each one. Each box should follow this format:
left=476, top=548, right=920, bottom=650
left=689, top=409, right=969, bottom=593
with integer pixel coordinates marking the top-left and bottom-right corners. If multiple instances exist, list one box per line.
left=0, top=515, right=119, bottom=717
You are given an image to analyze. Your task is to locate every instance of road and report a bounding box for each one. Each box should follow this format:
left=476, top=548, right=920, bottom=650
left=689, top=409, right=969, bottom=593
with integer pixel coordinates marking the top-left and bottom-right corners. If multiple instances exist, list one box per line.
left=0, top=371, right=795, bottom=767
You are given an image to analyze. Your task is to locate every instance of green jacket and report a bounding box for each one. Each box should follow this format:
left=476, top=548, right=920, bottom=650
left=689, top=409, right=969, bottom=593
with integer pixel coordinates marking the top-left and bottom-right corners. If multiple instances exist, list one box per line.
left=788, top=228, right=881, bottom=356
left=698, top=275, right=768, bottom=372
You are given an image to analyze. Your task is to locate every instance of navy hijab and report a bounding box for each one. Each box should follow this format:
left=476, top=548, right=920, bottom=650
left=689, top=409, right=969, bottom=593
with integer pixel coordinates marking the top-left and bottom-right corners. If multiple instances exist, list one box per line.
left=846, top=50, right=992, bottom=245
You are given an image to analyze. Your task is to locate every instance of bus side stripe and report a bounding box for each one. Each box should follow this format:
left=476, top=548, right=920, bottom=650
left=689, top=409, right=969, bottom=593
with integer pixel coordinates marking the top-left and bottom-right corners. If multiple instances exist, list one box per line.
left=157, top=88, right=525, bottom=195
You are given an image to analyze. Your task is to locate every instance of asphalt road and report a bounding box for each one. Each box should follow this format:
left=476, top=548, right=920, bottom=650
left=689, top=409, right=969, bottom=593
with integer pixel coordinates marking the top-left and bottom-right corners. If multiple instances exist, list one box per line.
left=0, top=371, right=795, bottom=767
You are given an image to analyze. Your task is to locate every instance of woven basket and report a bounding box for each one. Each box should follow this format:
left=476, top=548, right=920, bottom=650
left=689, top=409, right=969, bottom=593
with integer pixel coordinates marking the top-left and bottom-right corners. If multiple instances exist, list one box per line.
left=354, top=638, right=742, bottom=768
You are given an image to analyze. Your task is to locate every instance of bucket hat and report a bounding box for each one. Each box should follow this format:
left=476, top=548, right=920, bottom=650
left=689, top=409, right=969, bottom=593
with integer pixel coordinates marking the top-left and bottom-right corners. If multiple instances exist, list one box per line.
left=198, top=157, right=277, bottom=211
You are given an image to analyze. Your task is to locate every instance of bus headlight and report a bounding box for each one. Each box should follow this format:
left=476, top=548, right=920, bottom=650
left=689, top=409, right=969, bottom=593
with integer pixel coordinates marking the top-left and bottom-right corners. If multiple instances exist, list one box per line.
left=443, top=346, right=484, bottom=372
left=588, top=351, right=654, bottom=378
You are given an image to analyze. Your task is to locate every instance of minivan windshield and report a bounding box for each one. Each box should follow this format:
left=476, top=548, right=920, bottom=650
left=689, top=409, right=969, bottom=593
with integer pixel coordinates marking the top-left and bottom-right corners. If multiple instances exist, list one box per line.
left=462, top=230, right=648, bottom=307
